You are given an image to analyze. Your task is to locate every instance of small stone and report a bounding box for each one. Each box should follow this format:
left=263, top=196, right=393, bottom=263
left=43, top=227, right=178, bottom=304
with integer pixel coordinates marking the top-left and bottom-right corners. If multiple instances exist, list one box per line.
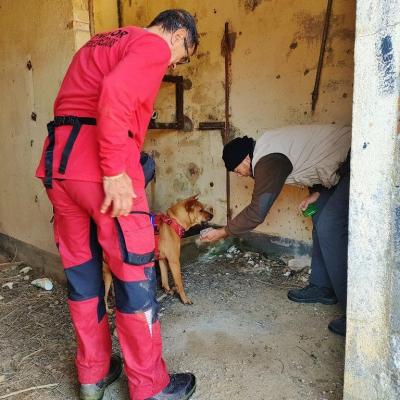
left=227, top=245, right=238, bottom=254
left=226, top=254, right=233, bottom=259
left=288, top=256, right=311, bottom=272
left=31, top=278, right=53, bottom=291
left=20, top=266, right=32, bottom=274
left=0, top=375, right=5, bottom=383
left=2, top=282, right=14, bottom=289
left=283, top=271, right=291, bottom=277
left=23, top=275, right=30, bottom=281
left=0, top=295, right=4, bottom=301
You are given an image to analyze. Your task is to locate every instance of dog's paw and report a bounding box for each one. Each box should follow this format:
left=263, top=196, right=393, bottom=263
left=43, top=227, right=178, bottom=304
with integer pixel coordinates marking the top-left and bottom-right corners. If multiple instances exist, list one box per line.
left=181, top=297, right=193, bottom=305
left=164, top=288, right=175, bottom=296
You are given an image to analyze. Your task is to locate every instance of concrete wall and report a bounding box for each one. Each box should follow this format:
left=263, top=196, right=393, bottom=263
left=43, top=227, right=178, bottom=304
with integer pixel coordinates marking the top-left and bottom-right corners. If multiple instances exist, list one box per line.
left=117, top=0, right=355, bottom=243
left=0, top=0, right=355, bottom=266
left=92, top=0, right=119, bottom=33
left=0, top=0, right=90, bottom=258
left=344, top=0, right=400, bottom=398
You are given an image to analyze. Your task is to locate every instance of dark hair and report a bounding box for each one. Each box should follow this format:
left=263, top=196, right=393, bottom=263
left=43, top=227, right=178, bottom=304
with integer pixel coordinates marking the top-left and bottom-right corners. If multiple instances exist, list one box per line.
left=148, top=9, right=199, bottom=51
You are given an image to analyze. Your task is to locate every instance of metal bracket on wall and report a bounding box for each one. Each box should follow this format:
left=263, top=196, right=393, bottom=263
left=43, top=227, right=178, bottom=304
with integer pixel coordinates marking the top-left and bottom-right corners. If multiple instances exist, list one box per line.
left=196, top=22, right=234, bottom=222
left=148, top=75, right=185, bottom=130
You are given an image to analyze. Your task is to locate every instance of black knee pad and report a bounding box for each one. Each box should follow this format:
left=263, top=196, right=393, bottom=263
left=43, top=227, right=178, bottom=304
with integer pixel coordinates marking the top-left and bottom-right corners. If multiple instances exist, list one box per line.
left=113, top=267, right=159, bottom=321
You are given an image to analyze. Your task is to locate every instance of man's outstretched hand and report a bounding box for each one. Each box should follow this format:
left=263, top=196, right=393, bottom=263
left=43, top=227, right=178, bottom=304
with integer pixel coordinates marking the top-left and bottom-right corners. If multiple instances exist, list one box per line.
left=101, top=172, right=136, bottom=217
left=298, top=191, right=320, bottom=213
left=200, top=227, right=228, bottom=243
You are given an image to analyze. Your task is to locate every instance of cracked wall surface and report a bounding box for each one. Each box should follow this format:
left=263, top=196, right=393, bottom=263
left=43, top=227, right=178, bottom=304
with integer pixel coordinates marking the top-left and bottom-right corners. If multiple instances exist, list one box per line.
left=0, top=0, right=356, bottom=259
left=110, top=0, right=356, bottom=241
left=0, top=0, right=90, bottom=254
left=344, top=0, right=400, bottom=398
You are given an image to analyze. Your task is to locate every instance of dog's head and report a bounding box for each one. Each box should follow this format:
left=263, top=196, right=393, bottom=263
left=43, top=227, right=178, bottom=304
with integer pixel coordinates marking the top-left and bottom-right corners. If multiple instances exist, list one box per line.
left=184, top=195, right=213, bottom=227
left=170, top=194, right=213, bottom=230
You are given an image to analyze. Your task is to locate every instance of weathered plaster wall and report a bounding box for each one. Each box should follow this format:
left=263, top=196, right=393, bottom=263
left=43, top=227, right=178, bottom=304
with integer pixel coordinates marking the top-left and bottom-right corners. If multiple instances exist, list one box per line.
left=92, top=0, right=119, bottom=33
left=0, top=0, right=90, bottom=255
left=116, top=0, right=355, bottom=242
left=344, top=0, right=400, bottom=398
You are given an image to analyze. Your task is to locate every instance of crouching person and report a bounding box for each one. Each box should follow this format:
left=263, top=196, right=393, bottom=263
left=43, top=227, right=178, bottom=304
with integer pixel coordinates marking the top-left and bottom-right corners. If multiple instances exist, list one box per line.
left=201, top=125, right=351, bottom=337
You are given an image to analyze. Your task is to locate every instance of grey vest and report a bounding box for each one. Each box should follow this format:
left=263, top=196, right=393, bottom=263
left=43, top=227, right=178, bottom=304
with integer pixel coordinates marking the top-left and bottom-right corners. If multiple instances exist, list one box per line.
left=252, top=125, right=351, bottom=188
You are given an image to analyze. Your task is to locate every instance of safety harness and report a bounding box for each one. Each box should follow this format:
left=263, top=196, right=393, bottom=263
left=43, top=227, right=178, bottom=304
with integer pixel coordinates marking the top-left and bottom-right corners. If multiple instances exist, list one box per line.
left=128, top=212, right=186, bottom=261
left=44, top=117, right=186, bottom=259
left=44, top=116, right=96, bottom=188
left=153, top=213, right=186, bottom=260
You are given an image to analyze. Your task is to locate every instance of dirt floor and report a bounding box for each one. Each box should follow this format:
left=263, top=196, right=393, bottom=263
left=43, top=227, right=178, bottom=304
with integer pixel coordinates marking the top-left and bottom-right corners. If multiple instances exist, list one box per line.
left=0, top=241, right=345, bottom=400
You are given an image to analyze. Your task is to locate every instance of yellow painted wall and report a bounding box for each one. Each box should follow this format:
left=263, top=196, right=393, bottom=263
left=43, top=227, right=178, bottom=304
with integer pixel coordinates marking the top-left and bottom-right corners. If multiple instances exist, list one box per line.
left=93, top=0, right=119, bottom=33
left=0, top=0, right=355, bottom=258
left=115, top=0, right=355, bottom=242
left=0, top=0, right=90, bottom=254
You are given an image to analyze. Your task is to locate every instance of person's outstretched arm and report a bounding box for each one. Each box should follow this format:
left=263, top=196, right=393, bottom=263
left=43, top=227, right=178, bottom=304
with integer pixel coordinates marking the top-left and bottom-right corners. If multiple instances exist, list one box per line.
left=201, top=153, right=292, bottom=242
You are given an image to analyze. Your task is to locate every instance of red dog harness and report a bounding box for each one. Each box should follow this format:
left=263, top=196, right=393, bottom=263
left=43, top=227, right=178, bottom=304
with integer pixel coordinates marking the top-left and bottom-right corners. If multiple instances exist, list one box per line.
left=153, top=213, right=186, bottom=260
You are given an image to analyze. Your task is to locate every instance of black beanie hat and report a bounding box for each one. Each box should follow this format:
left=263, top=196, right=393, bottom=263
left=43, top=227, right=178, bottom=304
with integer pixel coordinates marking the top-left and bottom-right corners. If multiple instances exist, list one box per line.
left=222, top=136, right=255, bottom=171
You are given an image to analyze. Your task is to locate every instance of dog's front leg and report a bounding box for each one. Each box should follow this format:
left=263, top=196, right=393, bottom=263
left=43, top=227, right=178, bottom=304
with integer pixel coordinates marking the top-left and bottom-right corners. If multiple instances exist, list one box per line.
left=168, top=261, right=192, bottom=305
left=159, top=259, right=174, bottom=295
left=102, top=262, right=113, bottom=314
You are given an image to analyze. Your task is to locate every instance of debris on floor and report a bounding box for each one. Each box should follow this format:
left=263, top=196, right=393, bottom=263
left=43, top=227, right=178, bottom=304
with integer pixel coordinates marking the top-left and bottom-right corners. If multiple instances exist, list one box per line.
left=20, top=267, right=32, bottom=275
left=0, top=245, right=344, bottom=400
left=287, top=255, right=312, bottom=272
left=31, top=278, right=54, bottom=291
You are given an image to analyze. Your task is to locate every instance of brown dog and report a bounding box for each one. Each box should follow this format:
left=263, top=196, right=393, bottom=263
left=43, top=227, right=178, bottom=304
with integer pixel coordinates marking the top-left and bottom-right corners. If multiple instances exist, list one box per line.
left=103, top=195, right=213, bottom=310
left=157, top=195, right=213, bottom=304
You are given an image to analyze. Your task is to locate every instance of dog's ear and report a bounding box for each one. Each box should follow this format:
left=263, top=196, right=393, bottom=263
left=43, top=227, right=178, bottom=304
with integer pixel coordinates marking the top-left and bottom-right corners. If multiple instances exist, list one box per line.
left=185, top=197, right=198, bottom=212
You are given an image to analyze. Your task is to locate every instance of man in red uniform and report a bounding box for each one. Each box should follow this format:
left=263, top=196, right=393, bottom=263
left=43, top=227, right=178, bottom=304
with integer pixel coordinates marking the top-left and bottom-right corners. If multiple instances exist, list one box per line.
left=36, top=9, right=199, bottom=400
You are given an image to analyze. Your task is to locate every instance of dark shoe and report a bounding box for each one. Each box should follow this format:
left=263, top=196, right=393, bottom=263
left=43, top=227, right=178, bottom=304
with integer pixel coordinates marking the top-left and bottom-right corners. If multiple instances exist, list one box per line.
left=328, top=316, right=346, bottom=337
left=80, top=354, right=123, bottom=400
left=147, top=373, right=196, bottom=400
left=287, top=284, right=338, bottom=305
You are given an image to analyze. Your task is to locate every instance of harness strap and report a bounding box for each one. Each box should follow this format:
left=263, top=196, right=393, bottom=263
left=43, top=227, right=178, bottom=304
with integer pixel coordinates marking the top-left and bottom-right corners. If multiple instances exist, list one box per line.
left=44, top=121, right=56, bottom=189
left=155, top=213, right=186, bottom=239
left=58, top=118, right=82, bottom=174
left=44, top=116, right=96, bottom=189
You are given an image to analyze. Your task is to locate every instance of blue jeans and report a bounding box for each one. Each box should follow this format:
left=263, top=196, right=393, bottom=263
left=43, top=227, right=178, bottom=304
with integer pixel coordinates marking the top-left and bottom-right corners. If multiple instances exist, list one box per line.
left=310, top=175, right=350, bottom=310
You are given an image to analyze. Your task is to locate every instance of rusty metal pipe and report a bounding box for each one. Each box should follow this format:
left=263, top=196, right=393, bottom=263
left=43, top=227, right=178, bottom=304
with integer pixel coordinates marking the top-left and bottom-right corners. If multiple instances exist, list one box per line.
left=311, top=0, right=333, bottom=113
left=88, top=0, right=95, bottom=37
left=198, top=23, right=233, bottom=222
left=223, top=22, right=232, bottom=221
left=117, top=0, right=123, bottom=28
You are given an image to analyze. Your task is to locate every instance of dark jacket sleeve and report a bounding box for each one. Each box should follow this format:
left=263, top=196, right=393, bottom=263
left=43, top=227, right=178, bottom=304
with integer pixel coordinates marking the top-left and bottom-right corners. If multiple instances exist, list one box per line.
left=226, top=153, right=293, bottom=236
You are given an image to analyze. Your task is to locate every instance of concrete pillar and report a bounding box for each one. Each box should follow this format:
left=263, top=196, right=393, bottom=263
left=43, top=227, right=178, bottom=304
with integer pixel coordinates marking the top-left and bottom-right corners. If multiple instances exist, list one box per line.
left=344, top=0, right=400, bottom=399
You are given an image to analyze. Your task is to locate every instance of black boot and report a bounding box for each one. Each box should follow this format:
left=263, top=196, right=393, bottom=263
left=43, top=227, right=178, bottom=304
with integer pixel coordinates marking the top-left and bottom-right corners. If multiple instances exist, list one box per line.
left=328, top=316, right=346, bottom=336
left=287, top=284, right=338, bottom=305
left=147, top=373, right=196, bottom=400
left=79, top=354, right=123, bottom=400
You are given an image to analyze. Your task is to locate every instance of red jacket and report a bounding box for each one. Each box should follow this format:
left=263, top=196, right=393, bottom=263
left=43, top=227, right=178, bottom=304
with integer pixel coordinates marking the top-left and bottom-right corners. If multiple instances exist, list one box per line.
left=36, top=27, right=170, bottom=189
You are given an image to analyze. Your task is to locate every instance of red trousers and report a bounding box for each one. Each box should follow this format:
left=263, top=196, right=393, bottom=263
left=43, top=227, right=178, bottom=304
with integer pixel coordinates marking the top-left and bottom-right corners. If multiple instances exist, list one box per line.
left=46, top=180, right=170, bottom=400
